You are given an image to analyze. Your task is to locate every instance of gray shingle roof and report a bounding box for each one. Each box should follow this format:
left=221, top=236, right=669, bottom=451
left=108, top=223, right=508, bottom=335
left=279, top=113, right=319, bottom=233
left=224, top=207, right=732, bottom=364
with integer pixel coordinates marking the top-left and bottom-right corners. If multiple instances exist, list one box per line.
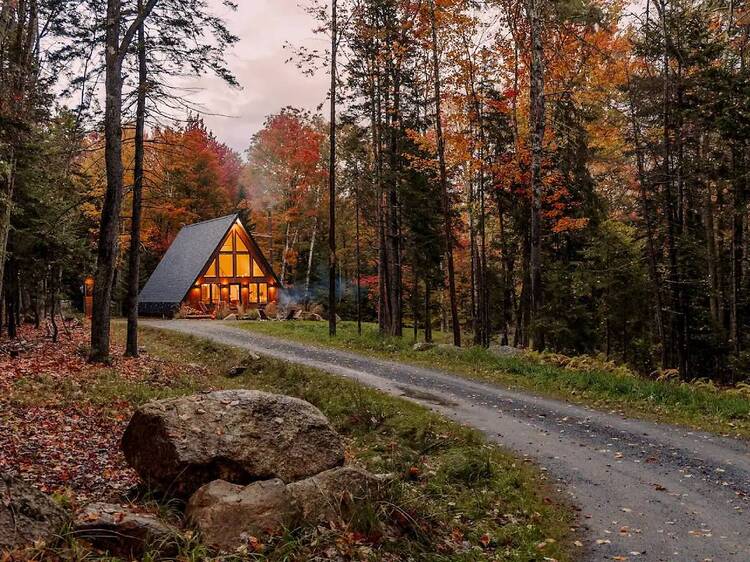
left=138, top=214, right=238, bottom=314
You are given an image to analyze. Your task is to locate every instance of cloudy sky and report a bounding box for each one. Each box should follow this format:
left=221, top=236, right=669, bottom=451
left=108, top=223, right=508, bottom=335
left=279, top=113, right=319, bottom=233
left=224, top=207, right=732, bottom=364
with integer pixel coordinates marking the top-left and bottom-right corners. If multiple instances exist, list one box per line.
left=184, top=0, right=329, bottom=154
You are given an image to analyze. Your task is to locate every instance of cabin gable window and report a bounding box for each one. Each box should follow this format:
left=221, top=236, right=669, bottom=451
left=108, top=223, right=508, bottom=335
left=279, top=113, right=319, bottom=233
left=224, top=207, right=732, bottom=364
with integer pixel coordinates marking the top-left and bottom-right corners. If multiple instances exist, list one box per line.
left=189, top=218, right=277, bottom=310
left=219, top=253, right=234, bottom=277
left=237, top=253, right=251, bottom=277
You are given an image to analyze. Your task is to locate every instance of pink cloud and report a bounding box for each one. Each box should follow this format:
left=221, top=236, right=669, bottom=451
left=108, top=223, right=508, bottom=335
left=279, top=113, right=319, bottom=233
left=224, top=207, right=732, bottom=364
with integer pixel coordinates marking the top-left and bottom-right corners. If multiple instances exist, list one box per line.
left=181, top=0, right=329, bottom=153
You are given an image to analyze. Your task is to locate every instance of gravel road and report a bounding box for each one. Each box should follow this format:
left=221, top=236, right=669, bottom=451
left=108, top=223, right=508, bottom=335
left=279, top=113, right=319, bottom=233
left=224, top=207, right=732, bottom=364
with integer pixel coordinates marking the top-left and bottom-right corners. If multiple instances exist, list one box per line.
left=145, top=319, right=750, bottom=562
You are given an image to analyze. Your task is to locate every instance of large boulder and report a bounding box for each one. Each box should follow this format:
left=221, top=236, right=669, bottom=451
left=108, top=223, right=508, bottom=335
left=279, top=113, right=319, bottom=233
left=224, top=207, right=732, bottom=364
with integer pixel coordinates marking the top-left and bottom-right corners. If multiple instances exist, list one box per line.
left=0, top=473, right=67, bottom=551
left=121, top=390, right=345, bottom=496
left=74, top=502, right=181, bottom=558
left=186, top=468, right=388, bottom=552
left=186, top=479, right=298, bottom=552
left=288, top=467, right=388, bottom=524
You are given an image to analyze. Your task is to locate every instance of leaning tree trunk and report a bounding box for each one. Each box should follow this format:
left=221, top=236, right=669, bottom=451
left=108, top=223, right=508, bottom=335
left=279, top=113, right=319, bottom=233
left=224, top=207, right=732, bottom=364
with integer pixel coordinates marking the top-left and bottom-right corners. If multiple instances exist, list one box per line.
left=304, top=187, right=322, bottom=302
left=126, top=0, right=147, bottom=357
left=280, top=221, right=290, bottom=286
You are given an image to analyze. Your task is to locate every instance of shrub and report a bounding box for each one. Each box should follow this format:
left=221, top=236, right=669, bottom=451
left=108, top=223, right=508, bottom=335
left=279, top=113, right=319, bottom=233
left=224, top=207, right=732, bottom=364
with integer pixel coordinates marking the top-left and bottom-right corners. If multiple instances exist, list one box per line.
left=266, top=301, right=278, bottom=317
left=242, top=308, right=261, bottom=321
left=214, top=302, right=231, bottom=320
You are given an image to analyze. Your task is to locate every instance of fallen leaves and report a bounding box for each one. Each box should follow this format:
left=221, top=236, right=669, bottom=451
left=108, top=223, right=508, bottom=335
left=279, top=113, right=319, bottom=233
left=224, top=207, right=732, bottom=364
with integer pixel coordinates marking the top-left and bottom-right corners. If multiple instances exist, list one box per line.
left=0, top=324, right=207, bottom=503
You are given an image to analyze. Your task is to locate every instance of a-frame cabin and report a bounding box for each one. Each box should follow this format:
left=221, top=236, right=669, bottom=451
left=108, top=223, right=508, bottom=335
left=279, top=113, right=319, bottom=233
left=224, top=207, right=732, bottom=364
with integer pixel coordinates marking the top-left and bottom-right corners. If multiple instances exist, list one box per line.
left=139, top=214, right=280, bottom=317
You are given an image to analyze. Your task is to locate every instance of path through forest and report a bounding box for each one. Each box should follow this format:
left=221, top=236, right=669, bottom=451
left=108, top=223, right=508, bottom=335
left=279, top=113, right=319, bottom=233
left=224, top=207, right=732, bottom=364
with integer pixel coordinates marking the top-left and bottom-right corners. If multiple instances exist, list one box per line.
left=144, top=320, right=750, bottom=562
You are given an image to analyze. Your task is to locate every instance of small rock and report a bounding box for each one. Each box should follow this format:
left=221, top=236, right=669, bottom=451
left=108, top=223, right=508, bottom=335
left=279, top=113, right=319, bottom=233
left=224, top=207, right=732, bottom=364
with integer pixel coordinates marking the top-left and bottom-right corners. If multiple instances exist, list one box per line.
left=187, top=479, right=298, bottom=552
left=412, top=342, right=436, bottom=352
left=121, top=390, right=345, bottom=497
left=74, top=502, right=180, bottom=558
left=0, top=474, right=67, bottom=551
left=436, top=343, right=465, bottom=352
left=489, top=345, right=521, bottom=357
left=288, top=467, right=388, bottom=524
left=299, top=311, right=323, bottom=321
left=226, top=365, right=246, bottom=378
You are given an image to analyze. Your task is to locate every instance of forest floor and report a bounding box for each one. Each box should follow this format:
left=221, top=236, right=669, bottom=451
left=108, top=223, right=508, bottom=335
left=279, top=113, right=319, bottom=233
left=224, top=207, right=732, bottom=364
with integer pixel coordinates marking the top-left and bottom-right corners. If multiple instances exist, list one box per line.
left=0, top=322, right=573, bottom=561
left=143, top=319, right=750, bottom=562
left=237, top=320, right=750, bottom=440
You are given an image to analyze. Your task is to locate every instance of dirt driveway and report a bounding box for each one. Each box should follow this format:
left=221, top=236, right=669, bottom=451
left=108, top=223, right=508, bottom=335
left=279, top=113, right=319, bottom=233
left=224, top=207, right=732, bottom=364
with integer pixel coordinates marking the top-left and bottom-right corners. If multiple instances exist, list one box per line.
left=145, top=320, right=750, bottom=562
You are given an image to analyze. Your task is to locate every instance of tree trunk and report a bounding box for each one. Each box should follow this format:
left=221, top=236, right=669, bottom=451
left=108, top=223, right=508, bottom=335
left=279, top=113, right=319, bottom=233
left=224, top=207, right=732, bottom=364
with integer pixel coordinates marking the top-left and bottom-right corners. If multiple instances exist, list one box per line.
left=90, top=0, right=157, bottom=363
left=328, top=0, right=337, bottom=337
left=355, top=180, right=362, bottom=336
left=730, top=145, right=746, bottom=356
left=5, top=259, right=16, bottom=339
left=626, top=77, right=668, bottom=368
left=90, top=0, right=125, bottom=363
left=281, top=221, right=290, bottom=286
left=0, top=153, right=14, bottom=300
left=424, top=281, right=432, bottom=343
left=430, top=0, right=460, bottom=347
left=48, top=265, right=58, bottom=344
left=528, top=0, right=546, bottom=351
left=656, top=0, right=686, bottom=376
left=386, top=111, right=402, bottom=335
left=126, top=0, right=147, bottom=357
left=304, top=188, right=322, bottom=302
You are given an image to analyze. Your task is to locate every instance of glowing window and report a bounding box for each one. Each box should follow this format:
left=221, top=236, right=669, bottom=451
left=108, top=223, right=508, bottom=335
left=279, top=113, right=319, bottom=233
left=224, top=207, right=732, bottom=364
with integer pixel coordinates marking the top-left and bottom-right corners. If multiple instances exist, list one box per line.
left=248, top=284, right=258, bottom=303
left=230, top=284, right=240, bottom=303
left=236, top=254, right=251, bottom=277
left=219, top=253, right=234, bottom=277
left=221, top=234, right=233, bottom=252
left=258, top=283, right=268, bottom=304
left=201, top=283, right=219, bottom=304
left=252, top=259, right=264, bottom=277
left=205, top=258, right=218, bottom=277
left=235, top=236, right=248, bottom=252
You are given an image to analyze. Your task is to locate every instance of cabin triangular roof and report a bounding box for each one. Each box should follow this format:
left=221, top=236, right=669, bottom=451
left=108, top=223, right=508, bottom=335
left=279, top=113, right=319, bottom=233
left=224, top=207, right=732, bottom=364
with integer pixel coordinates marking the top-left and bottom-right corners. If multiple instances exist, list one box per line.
left=139, top=214, right=238, bottom=314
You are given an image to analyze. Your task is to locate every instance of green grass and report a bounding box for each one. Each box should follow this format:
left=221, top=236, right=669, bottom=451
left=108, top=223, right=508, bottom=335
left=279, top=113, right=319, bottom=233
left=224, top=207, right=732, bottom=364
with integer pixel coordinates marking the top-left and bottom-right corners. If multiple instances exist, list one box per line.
left=236, top=320, right=750, bottom=439
left=27, top=324, right=575, bottom=561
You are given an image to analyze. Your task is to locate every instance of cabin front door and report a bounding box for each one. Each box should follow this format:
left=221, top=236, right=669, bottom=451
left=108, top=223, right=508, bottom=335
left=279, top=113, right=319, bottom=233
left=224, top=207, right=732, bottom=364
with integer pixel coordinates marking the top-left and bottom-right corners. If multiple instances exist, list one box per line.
left=230, top=283, right=241, bottom=307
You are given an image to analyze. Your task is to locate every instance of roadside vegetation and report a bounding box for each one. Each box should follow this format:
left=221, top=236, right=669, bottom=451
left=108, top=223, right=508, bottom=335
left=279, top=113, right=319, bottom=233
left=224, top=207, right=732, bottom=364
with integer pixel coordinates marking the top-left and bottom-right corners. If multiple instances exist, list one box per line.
left=2, top=323, right=574, bottom=561
left=237, top=321, right=750, bottom=440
